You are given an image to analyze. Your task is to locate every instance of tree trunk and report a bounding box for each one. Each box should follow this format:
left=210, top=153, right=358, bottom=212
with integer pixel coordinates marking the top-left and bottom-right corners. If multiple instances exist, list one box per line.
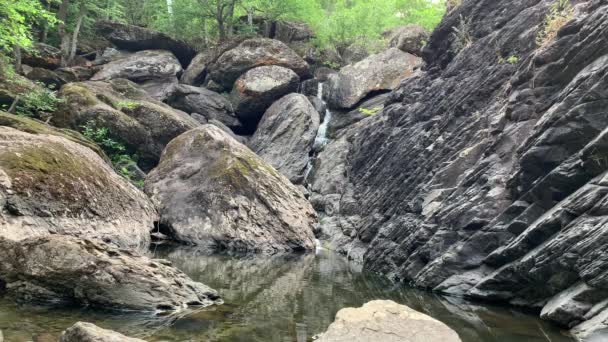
left=68, top=2, right=87, bottom=65
left=13, top=45, right=22, bottom=74
left=58, top=0, right=71, bottom=67
left=226, top=0, right=237, bottom=38
left=41, top=1, right=51, bottom=43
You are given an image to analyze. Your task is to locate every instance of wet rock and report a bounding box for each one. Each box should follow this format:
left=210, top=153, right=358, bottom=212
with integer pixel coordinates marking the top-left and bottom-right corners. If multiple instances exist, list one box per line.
left=388, top=24, right=430, bottom=55
left=25, top=68, right=67, bottom=89
left=167, top=84, right=242, bottom=132
left=0, top=236, right=219, bottom=311
left=145, top=125, right=316, bottom=252
left=315, top=300, right=462, bottom=342
left=59, top=322, right=145, bottom=342
left=230, top=65, right=300, bottom=123
left=54, top=79, right=199, bottom=171
left=180, top=52, right=208, bottom=86
left=324, top=48, right=421, bottom=109
left=0, top=125, right=156, bottom=249
left=249, top=94, right=319, bottom=183
left=208, top=38, right=310, bottom=90
left=95, top=20, right=196, bottom=67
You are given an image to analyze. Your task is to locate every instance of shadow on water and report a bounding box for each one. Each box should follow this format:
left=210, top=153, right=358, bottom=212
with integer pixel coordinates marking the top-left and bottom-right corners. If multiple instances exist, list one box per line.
left=0, top=246, right=577, bottom=342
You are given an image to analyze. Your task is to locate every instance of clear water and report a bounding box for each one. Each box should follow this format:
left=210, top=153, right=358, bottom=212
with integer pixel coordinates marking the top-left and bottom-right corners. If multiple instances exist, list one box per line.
left=0, top=246, right=578, bottom=342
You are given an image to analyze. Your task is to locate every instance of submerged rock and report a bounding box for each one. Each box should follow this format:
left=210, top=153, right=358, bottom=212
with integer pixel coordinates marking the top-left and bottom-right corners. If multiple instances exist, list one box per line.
left=0, top=236, right=220, bottom=311
left=249, top=93, right=319, bottom=183
left=208, top=38, right=310, bottom=90
left=315, top=300, right=462, bottom=342
left=145, top=125, right=316, bottom=252
left=324, top=48, right=421, bottom=109
left=230, top=65, right=300, bottom=123
left=60, top=322, right=145, bottom=342
left=0, top=125, right=156, bottom=249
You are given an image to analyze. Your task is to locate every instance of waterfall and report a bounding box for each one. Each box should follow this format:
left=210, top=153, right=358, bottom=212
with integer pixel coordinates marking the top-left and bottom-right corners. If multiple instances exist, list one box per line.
left=313, top=82, right=332, bottom=150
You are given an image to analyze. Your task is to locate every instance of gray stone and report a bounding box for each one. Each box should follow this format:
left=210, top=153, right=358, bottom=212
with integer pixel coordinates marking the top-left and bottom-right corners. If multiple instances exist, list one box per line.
left=0, top=235, right=220, bottom=311
left=59, top=322, right=145, bottom=342
left=315, top=300, right=462, bottom=342
left=388, top=24, right=430, bottom=55
left=249, top=94, right=319, bottom=184
left=180, top=52, right=208, bottom=86
left=145, top=125, right=317, bottom=252
left=25, top=67, right=67, bottom=89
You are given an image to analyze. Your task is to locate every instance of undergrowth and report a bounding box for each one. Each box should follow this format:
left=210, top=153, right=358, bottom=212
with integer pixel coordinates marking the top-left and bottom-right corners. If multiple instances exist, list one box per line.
left=536, top=0, right=573, bottom=47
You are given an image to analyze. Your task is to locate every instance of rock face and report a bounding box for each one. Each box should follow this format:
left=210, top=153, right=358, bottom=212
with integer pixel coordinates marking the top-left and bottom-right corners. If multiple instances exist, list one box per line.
left=54, top=79, right=199, bottom=170
left=249, top=94, right=319, bottom=183
left=145, top=125, right=317, bottom=252
left=324, top=48, right=421, bottom=109
left=208, top=38, right=310, bottom=90
left=230, top=65, right=300, bottom=123
left=0, top=125, right=156, bottom=249
left=95, top=20, right=196, bottom=67
left=167, top=84, right=242, bottom=132
left=315, top=300, right=462, bottom=342
left=60, top=322, right=145, bottom=342
left=310, top=0, right=608, bottom=338
left=0, top=236, right=220, bottom=311
left=388, top=24, right=430, bottom=55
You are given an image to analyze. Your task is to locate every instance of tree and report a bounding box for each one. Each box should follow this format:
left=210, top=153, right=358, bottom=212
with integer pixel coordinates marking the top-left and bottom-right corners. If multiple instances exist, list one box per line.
left=0, top=0, right=57, bottom=52
left=199, top=0, right=240, bottom=41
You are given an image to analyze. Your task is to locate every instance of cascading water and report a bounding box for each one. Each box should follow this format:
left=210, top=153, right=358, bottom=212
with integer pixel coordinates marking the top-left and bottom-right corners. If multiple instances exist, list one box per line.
left=303, top=82, right=332, bottom=184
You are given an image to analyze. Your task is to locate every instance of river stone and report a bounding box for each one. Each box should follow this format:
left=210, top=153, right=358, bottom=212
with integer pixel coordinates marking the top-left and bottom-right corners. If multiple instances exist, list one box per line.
left=54, top=79, right=199, bottom=171
left=166, top=84, right=242, bottom=132
left=388, top=24, right=430, bottom=55
left=249, top=94, right=319, bottom=184
left=0, top=126, right=156, bottom=250
left=230, top=65, right=300, bottom=123
left=59, top=322, right=145, bottom=342
left=315, top=300, right=462, bottom=342
left=0, top=236, right=220, bottom=311
left=324, top=48, right=421, bottom=109
left=208, top=38, right=310, bottom=90
left=95, top=20, right=196, bottom=67
left=145, top=124, right=316, bottom=252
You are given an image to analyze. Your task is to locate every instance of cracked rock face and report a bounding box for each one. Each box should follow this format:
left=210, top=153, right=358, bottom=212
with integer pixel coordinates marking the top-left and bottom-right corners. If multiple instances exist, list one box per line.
left=315, top=300, right=462, bottom=342
left=309, top=0, right=608, bottom=337
left=145, top=125, right=316, bottom=252
left=0, top=236, right=220, bottom=311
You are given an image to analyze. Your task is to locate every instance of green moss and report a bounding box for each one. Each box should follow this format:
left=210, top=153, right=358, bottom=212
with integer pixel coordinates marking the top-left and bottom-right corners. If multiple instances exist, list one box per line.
left=114, top=100, right=140, bottom=111
left=209, top=152, right=281, bottom=189
left=59, top=84, right=98, bottom=107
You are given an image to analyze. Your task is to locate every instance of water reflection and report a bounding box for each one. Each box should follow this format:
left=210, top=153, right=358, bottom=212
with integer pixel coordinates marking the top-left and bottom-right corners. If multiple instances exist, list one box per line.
left=0, top=247, right=577, bottom=342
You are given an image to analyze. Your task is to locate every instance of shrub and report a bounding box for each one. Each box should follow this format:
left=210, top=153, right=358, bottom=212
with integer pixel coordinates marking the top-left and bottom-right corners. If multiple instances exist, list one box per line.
left=14, top=83, right=63, bottom=118
left=452, top=15, right=473, bottom=53
left=360, top=107, right=382, bottom=116
left=536, top=0, right=573, bottom=47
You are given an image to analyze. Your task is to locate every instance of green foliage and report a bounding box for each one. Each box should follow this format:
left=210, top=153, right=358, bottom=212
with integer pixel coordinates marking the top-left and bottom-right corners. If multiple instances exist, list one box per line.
left=451, top=14, right=472, bottom=53
left=14, top=83, right=63, bottom=117
left=114, top=100, right=139, bottom=110
left=536, top=0, right=572, bottom=47
left=360, top=106, right=382, bottom=116
left=506, top=55, right=519, bottom=64
left=0, top=0, right=57, bottom=51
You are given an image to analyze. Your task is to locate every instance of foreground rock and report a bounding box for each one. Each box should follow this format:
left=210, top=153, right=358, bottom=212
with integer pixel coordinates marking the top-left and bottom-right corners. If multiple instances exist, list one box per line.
left=95, top=20, right=196, bottom=67
left=208, top=38, right=310, bottom=90
left=249, top=94, right=319, bottom=183
left=0, top=125, right=156, bottom=249
left=324, top=48, right=421, bottom=109
left=0, top=236, right=220, bottom=310
left=60, top=322, right=145, bottom=342
left=55, top=79, right=199, bottom=170
left=230, top=65, right=300, bottom=123
left=145, top=125, right=316, bottom=252
left=315, top=300, right=462, bottom=342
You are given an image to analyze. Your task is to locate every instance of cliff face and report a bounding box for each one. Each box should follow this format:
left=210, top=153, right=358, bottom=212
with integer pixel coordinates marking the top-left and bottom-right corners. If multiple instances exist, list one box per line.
left=314, top=0, right=608, bottom=336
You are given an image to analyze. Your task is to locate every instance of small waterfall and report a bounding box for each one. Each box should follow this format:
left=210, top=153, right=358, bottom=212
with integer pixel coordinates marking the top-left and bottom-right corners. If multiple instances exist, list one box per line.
left=303, top=82, right=332, bottom=183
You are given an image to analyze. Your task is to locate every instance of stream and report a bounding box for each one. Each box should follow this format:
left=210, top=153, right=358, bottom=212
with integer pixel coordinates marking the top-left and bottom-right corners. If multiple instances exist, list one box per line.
left=0, top=246, right=575, bottom=342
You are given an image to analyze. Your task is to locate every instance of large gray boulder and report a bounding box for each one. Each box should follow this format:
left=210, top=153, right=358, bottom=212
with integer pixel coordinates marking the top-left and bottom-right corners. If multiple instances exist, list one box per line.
left=180, top=52, right=208, bottom=86
left=388, top=24, right=430, bottom=55
left=249, top=94, right=319, bottom=183
left=273, top=20, right=314, bottom=44
left=0, top=125, right=156, bottom=250
left=0, top=235, right=220, bottom=311
left=208, top=38, right=310, bottom=90
left=166, top=84, right=242, bottom=132
left=324, top=48, right=421, bottom=109
left=315, top=300, right=462, bottom=342
left=55, top=79, right=199, bottom=171
left=60, top=322, right=145, bottom=342
left=95, top=20, right=196, bottom=67
left=230, top=65, right=300, bottom=123
left=145, top=125, right=317, bottom=252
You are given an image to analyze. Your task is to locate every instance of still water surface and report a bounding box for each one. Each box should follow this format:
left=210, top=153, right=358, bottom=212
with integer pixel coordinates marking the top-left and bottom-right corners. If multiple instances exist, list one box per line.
left=0, top=247, right=577, bottom=341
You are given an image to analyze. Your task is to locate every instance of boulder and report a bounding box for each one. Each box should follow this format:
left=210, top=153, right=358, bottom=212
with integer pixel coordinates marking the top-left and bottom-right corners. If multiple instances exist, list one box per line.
left=325, top=48, right=421, bottom=109
left=0, top=235, right=220, bottom=311
left=315, top=300, right=462, bottom=342
left=60, top=322, right=145, bottom=342
left=388, top=24, right=430, bottom=55
left=26, top=67, right=67, bottom=89
left=340, top=43, right=369, bottom=65
left=249, top=94, right=319, bottom=183
left=0, top=125, right=156, bottom=249
left=145, top=125, right=317, bottom=252
left=54, top=79, right=199, bottom=171
left=139, top=77, right=179, bottom=101
left=95, top=20, right=196, bottom=67
left=167, top=85, right=242, bottom=132
left=180, top=52, right=208, bottom=86
left=208, top=38, right=310, bottom=90
left=330, top=93, right=389, bottom=133
left=21, top=43, right=62, bottom=69
left=55, top=65, right=102, bottom=82
left=230, top=65, right=300, bottom=123
left=273, top=20, right=314, bottom=44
